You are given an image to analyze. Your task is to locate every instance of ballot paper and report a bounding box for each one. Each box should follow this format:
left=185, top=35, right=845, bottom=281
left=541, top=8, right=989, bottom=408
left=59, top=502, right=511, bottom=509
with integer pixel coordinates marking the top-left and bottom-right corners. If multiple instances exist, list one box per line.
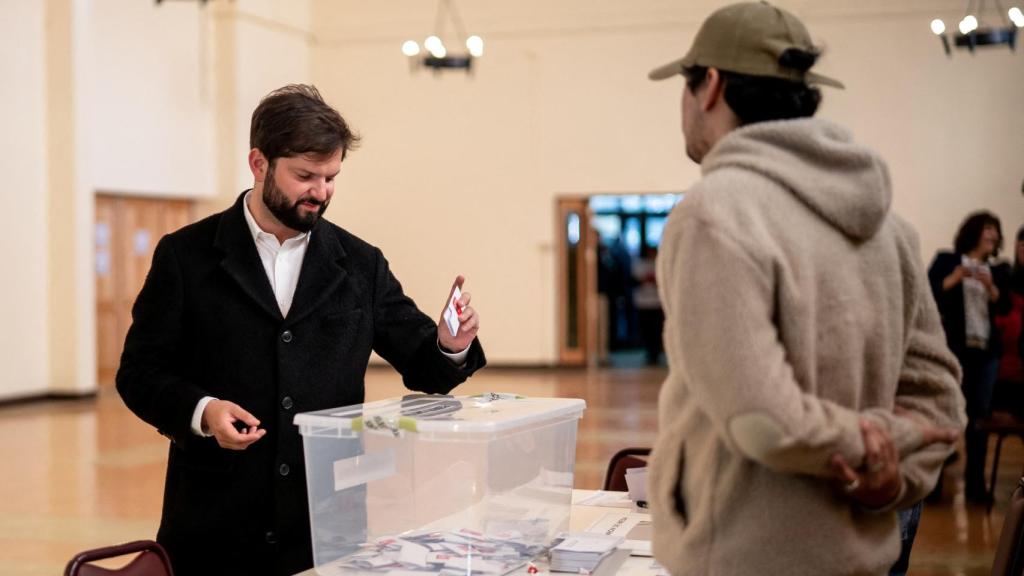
left=624, top=466, right=648, bottom=504
left=549, top=532, right=624, bottom=573
left=324, top=527, right=548, bottom=576
left=574, top=491, right=634, bottom=509
left=443, top=286, right=462, bottom=337
left=585, top=511, right=653, bottom=557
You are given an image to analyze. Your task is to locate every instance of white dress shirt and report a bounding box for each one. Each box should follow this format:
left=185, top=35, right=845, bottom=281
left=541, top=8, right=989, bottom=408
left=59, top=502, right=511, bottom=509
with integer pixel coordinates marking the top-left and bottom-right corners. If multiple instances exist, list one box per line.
left=191, top=192, right=468, bottom=436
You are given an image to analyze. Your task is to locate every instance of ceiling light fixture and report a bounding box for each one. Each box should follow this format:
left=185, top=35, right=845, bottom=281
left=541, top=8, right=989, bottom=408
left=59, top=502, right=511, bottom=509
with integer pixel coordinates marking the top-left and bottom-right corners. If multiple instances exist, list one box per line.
left=402, top=0, right=483, bottom=74
left=931, top=0, right=1022, bottom=55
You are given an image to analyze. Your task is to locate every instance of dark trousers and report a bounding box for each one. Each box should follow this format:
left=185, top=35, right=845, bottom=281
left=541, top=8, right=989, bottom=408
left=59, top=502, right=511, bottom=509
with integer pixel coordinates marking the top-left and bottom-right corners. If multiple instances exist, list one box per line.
left=637, top=308, right=664, bottom=365
left=961, top=347, right=1000, bottom=498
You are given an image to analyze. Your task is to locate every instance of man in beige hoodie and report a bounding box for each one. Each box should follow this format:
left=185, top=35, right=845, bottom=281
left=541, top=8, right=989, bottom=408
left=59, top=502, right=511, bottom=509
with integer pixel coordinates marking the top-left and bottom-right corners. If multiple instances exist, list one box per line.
left=645, top=3, right=966, bottom=575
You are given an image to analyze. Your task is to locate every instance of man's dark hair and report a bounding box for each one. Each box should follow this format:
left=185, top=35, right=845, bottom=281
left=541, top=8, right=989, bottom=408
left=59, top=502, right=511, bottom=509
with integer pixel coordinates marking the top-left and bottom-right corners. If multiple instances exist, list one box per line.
left=954, top=211, right=1003, bottom=257
left=250, top=84, right=360, bottom=164
left=682, top=49, right=823, bottom=125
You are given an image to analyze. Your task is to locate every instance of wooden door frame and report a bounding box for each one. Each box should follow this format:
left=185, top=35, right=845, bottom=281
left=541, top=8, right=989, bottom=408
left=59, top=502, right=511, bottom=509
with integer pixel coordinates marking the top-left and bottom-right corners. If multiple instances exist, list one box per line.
left=556, top=196, right=598, bottom=367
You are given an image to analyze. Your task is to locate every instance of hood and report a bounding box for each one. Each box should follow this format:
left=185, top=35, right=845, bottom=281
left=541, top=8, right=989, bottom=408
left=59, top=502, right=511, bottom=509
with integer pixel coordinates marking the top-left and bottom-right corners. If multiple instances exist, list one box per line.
left=702, top=118, right=892, bottom=241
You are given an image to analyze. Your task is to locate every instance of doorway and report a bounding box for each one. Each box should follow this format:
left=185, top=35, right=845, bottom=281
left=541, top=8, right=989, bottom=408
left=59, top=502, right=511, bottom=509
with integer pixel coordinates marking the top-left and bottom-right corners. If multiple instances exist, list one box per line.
left=556, top=193, right=682, bottom=367
left=95, top=194, right=194, bottom=386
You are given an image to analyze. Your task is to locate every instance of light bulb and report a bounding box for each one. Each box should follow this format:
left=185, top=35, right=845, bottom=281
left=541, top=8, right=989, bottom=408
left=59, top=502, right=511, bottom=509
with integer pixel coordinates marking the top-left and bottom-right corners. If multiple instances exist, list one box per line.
left=959, top=15, right=978, bottom=34
left=1009, top=7, right=1024, bottom=27
left=402, top=40, right=420, bottom=56
left=466, top=35, right=484, bottom=57
left=930, top=19, right=946, bottom=35
left=425, top=36, right=443, bottom=54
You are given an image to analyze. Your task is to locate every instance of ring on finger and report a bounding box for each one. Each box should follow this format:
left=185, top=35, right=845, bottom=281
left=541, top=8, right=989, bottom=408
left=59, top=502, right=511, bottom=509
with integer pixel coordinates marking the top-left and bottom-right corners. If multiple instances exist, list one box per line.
left=843, top=478, right=860, bottom=493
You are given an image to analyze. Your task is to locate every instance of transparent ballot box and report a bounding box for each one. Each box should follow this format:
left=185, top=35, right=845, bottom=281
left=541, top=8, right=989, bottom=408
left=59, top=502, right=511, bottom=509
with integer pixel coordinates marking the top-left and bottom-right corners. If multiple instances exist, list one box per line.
left=294, top=394, right=586, bottom=575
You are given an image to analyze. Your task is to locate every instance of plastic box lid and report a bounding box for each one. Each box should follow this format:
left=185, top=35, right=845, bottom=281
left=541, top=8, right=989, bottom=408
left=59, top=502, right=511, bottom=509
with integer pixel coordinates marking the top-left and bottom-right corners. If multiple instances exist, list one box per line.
left=294, top=393, right=585, bottom=437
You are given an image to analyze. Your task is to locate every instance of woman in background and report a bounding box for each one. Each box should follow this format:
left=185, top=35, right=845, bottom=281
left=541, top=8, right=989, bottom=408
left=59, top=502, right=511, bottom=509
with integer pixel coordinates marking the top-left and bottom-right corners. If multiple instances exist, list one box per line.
left=928, top=211, right=1011, bottom=503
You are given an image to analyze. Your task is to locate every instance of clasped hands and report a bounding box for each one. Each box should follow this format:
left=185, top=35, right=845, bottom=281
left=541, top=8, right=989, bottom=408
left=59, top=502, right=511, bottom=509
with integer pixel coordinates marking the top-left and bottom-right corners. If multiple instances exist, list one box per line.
left=828, top=408, right=959, bottom=509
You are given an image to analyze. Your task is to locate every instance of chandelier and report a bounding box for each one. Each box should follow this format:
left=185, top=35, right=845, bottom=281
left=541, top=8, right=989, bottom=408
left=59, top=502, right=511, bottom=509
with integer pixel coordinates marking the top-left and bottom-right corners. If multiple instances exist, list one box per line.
left=402, top=0, right=483, bottom=74
left=930, top=0, right=1024, bottom=55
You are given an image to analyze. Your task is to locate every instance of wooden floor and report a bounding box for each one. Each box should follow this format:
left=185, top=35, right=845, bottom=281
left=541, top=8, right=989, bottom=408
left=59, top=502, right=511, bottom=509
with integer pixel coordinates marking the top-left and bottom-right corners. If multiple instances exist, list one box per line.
left=0, top=365, right=1019, bottom=575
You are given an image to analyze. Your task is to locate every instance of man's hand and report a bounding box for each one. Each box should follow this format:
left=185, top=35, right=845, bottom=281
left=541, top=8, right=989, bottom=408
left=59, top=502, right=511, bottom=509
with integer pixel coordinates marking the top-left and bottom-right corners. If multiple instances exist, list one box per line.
left=202, top=399, right=266, bottom=450
left=829, top=419, right=902, bottom=509
left=437, top=275, right=480, bottom=352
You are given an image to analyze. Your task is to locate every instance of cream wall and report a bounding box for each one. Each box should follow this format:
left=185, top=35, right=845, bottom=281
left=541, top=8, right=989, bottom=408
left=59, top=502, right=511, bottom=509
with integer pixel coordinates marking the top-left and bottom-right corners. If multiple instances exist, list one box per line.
left=1, top=0, right=49, bottom=399
left=91, top=0, right=216, bottom=198
left=311, top=0, right=1024, bottom=365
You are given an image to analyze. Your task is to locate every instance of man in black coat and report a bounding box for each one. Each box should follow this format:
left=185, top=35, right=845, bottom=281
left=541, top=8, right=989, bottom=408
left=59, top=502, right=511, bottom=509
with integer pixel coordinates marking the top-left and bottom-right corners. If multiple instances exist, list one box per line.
left=116, top=84, right=486, bottom=576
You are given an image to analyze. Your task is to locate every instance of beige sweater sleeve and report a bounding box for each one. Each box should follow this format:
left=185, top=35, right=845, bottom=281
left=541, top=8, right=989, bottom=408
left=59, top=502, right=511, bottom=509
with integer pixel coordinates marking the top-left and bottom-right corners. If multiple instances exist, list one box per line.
left=864, top=259, right=966, bottom=509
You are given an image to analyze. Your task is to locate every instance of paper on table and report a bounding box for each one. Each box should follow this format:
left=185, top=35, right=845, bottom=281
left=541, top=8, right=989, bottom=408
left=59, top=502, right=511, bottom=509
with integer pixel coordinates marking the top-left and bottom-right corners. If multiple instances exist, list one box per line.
left=551, top=533, right=623, bottom=554
left=585, top=511, right=653, bottom=557
left=549, top=533, right=624, bottom=573
left=574, top=491, right=634, bottom=508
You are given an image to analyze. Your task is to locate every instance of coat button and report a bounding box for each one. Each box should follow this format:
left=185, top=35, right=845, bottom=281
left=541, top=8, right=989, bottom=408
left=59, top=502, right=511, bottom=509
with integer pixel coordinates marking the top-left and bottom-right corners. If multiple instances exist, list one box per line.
left=281, top=396, right=294, bottom=410
left=265, top=531, right=277, bottom=544
left=279, top=463, right=290, bottom=477
left=281, top=330, right=293, bottom=343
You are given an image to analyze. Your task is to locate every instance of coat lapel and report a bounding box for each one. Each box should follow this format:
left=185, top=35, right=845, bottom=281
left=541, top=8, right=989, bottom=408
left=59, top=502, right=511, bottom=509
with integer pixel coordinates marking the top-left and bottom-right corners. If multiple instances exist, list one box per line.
left=214, top=192, right=284, bottom=322
left=286, top=220, right=348, bottom=326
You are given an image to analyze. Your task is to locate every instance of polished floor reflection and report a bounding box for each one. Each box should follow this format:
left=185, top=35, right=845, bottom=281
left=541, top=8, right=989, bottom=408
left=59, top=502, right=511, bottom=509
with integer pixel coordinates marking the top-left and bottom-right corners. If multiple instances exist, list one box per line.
left=0, top=365, right=1018, bottom=575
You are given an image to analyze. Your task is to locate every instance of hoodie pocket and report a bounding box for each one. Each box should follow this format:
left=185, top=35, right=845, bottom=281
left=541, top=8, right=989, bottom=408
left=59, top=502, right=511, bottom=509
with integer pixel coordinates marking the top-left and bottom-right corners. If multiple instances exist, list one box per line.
left=673, top=445, right=688, bottom=524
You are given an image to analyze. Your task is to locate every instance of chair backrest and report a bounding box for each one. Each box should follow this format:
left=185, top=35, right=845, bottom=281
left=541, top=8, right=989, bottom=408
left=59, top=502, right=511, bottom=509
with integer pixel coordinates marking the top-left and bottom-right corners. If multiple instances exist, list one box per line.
left=992, top=478, right=1024, bottom=576
left=604, top=447, right=651, bottom=492
left=64, top=540, right=174, bottom=576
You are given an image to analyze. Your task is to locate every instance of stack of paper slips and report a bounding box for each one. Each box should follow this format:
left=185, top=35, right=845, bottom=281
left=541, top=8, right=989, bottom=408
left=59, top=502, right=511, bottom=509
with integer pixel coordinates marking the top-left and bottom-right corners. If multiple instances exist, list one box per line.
left=549, top=533, right=624, bottom=573
left=334, top=528, right=548, bottom=576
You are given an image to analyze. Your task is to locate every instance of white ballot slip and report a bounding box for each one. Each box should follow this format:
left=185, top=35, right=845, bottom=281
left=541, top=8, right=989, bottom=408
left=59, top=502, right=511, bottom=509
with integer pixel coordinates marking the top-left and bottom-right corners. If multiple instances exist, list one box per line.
left=575, top=490, right=635, bottom=508
left=586, top=511, right=653, bottom=557
left=443, top=286, right=462, bottom=337
left=624, top=465, right=648, bottom=504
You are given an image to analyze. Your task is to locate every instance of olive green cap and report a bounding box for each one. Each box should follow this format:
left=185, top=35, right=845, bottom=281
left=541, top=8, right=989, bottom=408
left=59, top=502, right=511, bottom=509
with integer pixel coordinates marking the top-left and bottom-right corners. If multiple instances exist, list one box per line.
left=649, top=1, right=843, bottom=88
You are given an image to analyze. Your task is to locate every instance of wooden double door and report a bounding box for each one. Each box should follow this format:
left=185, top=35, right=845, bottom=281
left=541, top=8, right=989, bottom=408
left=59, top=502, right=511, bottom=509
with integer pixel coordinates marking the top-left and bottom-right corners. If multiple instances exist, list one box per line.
left=95, top=195, right=193, bottom=386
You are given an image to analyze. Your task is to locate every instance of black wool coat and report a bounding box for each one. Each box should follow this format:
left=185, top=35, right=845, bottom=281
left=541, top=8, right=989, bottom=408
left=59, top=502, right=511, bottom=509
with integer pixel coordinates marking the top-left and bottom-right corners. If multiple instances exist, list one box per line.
left=116, top=192, right=486, bottom=576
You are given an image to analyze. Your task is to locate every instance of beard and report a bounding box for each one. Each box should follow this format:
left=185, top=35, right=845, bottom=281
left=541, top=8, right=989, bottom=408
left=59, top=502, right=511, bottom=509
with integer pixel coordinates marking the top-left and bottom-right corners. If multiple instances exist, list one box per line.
left=262, top=164, right=329, bottom=233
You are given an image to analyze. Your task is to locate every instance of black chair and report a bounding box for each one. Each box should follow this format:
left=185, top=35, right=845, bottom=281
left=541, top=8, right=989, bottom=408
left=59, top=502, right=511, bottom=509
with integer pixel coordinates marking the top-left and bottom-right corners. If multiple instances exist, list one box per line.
left=991, top=475, right=1024, bottom=576
left=976, top=411, right=1024, bottom=512
left=603, top=447, right=651, bottom=492
left=64, top=540, right=174, bottom=576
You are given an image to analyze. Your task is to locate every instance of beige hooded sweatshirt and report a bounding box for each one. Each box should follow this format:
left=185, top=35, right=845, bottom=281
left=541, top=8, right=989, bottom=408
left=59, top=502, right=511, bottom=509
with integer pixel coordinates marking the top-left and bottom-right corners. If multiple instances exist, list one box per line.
left=649, top=118, right=966, bottom=576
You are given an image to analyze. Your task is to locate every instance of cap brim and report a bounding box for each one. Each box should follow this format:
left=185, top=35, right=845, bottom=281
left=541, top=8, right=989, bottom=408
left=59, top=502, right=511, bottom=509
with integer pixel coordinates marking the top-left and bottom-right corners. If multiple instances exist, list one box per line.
left=806, top=71, right=844, bottom=89
left=648, top=56, right=688, bottom=81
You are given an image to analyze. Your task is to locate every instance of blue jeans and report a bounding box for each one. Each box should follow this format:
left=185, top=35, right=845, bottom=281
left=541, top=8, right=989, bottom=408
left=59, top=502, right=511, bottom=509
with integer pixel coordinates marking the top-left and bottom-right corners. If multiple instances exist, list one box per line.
left=889, top=501, right=923, bottom=576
